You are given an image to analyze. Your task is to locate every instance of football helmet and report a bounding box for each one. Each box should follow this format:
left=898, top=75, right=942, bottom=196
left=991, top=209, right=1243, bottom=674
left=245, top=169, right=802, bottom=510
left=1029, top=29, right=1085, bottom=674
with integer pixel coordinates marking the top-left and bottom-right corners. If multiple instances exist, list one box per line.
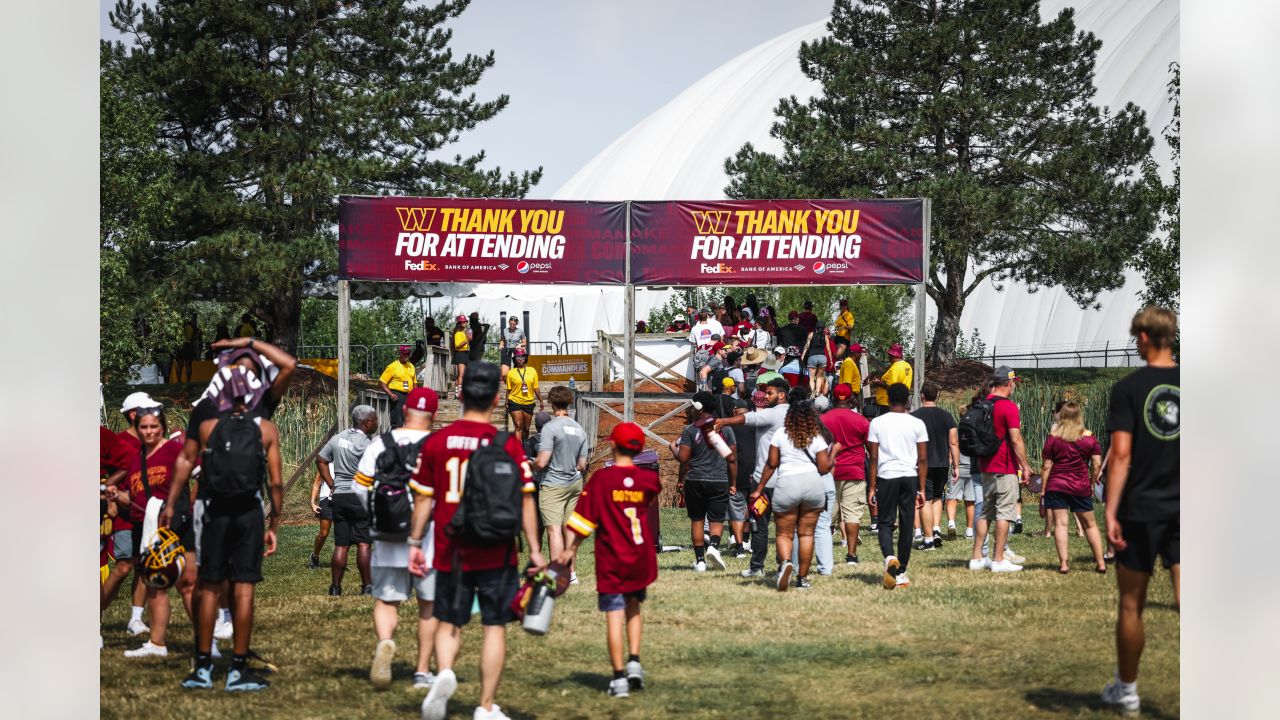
left=141, top=526, right=186, bottom=589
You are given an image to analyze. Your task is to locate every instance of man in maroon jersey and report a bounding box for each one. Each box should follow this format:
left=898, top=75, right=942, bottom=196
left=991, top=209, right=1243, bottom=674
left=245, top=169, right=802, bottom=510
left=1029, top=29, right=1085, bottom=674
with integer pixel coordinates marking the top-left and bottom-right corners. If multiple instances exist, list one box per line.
left=408, top=361, right=545, bottom=720
left=561, top=422, right=662, bottom=698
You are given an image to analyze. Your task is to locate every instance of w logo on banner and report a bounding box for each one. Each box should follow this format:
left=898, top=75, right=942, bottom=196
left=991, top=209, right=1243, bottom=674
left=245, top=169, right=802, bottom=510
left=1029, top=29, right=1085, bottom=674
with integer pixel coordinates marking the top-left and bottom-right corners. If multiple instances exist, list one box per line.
left=689, top=210, right=732, bottom=234
left=395, top=207, right=438, bottom=232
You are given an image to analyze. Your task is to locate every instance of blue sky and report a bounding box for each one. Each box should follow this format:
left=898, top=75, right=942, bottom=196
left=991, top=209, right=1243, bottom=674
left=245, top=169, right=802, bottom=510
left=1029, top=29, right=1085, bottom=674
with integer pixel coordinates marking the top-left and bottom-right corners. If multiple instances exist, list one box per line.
left=101, top=0, right=832, bottom=196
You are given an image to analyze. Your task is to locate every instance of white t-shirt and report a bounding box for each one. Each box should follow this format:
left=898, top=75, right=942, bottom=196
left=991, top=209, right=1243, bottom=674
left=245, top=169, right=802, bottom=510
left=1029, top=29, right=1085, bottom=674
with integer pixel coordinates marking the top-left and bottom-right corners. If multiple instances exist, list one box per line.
left=688, top=320, right=725, bottom=348
left=867, top=411, right=929, bottom=478
left=769, top=427, right=830, bottom=477
left=354, top=428, right=432, bottom=568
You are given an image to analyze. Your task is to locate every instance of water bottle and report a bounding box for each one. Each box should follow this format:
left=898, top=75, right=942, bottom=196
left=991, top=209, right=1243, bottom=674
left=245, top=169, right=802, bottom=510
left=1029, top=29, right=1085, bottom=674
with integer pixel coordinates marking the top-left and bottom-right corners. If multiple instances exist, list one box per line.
left=695, top=416, right=732, bottom=458
left=568, top=376, right=577, bottom=392
left=522, top=569, right=557, bottom=636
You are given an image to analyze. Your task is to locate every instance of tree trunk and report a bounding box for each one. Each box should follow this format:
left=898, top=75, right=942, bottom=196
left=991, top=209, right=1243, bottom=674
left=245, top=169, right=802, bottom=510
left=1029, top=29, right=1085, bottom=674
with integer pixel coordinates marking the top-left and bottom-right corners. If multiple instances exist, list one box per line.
left=262, top=284, right=302, bottom=355
left=928, top=265, right=966, bottom=365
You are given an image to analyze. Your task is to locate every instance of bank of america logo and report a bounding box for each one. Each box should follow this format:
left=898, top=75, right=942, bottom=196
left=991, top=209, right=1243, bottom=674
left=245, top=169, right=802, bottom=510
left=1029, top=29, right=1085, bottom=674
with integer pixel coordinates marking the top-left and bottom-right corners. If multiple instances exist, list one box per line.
left=498, top=264, right=509, bottom=270
left=793, top=264, right=805, bottom=271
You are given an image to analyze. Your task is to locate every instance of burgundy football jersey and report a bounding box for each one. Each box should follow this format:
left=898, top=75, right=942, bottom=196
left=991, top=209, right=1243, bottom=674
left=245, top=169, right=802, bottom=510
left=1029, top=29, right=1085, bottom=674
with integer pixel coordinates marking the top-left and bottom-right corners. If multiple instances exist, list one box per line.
left=567, top=465, right=662, bottom=594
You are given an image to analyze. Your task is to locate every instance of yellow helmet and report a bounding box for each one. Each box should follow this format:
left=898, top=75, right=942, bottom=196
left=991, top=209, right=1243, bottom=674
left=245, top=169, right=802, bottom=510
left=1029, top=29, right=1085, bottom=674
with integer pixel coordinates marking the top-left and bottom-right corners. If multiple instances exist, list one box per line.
left=141, top=527, right=186, bottom=589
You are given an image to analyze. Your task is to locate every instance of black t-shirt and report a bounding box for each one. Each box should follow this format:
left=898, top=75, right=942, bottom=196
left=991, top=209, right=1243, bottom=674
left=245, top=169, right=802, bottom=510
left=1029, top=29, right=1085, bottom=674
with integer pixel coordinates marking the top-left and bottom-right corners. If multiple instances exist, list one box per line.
left=804, top=325, right=827, bottom=359
left=469, top=323, right=489, bottom=361
left=426, top=328, right=445, bottom=347
left=734, top=419, right=757, bottom=492
left=1106, top=366, right=1179, bottom=521
left=776, top=323, right=807, bottom=357
left=911, top=406, right=957, bottom=468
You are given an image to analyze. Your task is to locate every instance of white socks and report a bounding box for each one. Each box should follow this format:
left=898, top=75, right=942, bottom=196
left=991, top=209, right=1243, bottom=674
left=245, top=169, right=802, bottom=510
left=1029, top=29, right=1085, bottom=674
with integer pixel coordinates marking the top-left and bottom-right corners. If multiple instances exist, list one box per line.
left=218, top=608, right=232, bottom=624
left=130, top=606, right=144, bottom=622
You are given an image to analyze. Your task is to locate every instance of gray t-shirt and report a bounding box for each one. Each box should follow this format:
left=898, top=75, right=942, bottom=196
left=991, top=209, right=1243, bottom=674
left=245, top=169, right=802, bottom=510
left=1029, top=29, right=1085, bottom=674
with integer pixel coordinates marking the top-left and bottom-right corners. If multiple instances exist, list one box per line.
left=318, top=428, right=372, bottom=494
left=742, top=402, right=789, bottom=487
left=537, top=415, right=589, bottom=486
left=678, top=423, right=736, bottom=483
left=501, top=326, right=525, bottom=349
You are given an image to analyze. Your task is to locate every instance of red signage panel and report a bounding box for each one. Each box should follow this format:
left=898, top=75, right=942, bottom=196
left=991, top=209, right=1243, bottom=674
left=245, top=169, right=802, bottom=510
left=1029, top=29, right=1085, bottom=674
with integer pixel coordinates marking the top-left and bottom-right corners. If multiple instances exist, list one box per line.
left=629, top=200, right=924, bottom=286
left=339, top=196, right=627, bottom=284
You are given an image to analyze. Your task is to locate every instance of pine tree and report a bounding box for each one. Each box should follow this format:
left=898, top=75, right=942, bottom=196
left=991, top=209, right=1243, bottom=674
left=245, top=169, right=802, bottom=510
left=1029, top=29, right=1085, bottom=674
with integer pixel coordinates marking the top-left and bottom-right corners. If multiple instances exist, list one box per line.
left=725, top=0, right=1157, bottom=363
left=1135, top=63, right=1179, bottom=313
left=108, top=0, right=542, bottom=351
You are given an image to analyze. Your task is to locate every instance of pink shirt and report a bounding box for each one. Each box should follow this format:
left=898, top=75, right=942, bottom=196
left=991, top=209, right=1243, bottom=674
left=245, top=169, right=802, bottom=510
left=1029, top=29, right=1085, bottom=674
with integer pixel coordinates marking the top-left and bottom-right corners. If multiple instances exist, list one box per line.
left=821, top=408, right=870, bottom=481
left=978, top=395, right=1021, bottom=475
left=1042, top=434, right=1101, bottom=497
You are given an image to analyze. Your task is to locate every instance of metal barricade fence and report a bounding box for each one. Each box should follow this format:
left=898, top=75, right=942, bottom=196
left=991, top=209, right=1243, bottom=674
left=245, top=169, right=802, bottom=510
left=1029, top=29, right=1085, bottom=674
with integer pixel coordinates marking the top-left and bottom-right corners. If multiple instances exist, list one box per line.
left=561, top=341, right=597, bottom=355
left=957, top=343, right=1140, bottom=369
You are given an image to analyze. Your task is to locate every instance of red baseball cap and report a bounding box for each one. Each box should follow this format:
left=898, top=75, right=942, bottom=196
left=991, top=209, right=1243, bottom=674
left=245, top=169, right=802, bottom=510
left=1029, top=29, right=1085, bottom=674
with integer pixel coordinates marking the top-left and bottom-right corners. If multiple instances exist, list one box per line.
left=611, top=422, right=645, bottom=451
left=456, top=315, right=468, bottom=323
left=406, top=387, right=439, bottom=414
left=888, top=343, right=904, bottom=358
left=833, top=383, right=854, bottom=400
left=399, top=345, right=411, bottom=354
left=711, top=341, right=726, bottom=353
left=849, top=343, right=864, bottom=353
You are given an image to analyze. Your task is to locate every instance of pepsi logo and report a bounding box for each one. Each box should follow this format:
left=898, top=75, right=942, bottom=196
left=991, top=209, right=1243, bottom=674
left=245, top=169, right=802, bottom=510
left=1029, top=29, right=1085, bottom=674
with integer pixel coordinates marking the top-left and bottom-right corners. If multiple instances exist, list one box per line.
left=813, top=262, right=827, bottom=274
left=516, top=261, right=530, bottom=274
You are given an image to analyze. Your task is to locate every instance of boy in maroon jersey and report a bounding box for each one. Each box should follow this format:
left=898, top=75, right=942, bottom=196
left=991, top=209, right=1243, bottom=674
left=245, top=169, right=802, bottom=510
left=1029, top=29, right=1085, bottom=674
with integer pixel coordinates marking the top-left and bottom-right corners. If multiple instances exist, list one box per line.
left=409, top=362, right=545, bottom=720
left=560, top=422, right=662, bottom=699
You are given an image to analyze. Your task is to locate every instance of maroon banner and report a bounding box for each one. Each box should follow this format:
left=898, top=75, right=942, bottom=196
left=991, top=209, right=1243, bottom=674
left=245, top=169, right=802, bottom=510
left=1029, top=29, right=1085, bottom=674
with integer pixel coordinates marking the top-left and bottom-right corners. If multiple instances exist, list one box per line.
left=339, top=196, right=627, bottom=284
left=629, top=200, right=925, bottom=286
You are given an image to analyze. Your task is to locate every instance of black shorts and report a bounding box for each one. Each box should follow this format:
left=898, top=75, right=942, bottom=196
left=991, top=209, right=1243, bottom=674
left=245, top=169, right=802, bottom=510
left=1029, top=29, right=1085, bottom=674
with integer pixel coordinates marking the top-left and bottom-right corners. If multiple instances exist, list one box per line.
left=683, top=481, right=729, bottom=522
left=452, top=351, right=470, bottom=365
left=199, top=497, right=265, bottom=584
left=317, top=496, right=333, bottom=521
left=433, top=566, right=520, bottom=627
left=131, top=502, right=195, bottom=558
left=500, top=349, right=514, bottom=366
left=1116, top=518, right=1180, bottom=573
left=331, top=493, right=371, bottom=546
left=925, top=467, right=948, bottom=501
left=1043, top=491, right=1093, bottom=513
left=507, top=401, right=536, bottom=416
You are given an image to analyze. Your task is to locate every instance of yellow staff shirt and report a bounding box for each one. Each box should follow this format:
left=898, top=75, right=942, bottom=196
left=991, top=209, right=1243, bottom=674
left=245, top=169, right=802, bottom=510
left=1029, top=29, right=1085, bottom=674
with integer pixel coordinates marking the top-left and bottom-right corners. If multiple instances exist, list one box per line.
left=453, top=330, right=470, bottom=352
left=874, top=360, right=912, bottom=406
left=506, top=367, right=539, bottom=405
left=838, top=357, right=861, bottom=392
left=380, top=360, right=416, bottom=394
left=834, top=310, right=855, bottom=340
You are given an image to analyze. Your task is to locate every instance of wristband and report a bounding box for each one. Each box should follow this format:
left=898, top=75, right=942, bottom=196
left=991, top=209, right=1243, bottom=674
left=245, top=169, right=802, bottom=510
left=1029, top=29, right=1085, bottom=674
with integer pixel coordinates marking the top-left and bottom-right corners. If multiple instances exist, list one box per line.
left=406, top=537, right=423, bottom=547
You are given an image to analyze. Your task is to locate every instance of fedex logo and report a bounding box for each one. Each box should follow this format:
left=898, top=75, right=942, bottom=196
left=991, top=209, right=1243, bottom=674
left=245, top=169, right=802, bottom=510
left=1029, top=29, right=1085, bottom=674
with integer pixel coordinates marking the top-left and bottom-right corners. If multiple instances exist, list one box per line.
left=404, top=260, right=439, bottom=271
left=700, top=263, right=734, bottom=274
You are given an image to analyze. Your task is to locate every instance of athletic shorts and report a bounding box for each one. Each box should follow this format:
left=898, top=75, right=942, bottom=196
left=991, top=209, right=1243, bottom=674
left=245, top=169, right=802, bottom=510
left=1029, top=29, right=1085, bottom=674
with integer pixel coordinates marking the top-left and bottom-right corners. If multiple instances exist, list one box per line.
left=980, top=473, right=1020, bottom=522
left=683, top=481, right=729, bottom=521
left=945, top=472, right=965, bottom=501
left=1116, top=519, right=1179, bottom=573
left=806, top=355, right=826, bottom=369
left=507, top=401, right=536, bottom=416
left=371, top=565, right=436, bottom=603
left=538, top=479, right=584, bottom=526
left=835, top=480, right=868, bottom=525
left=598, top=588, right=647, bottom=612
left=925, top=467, right=949, bottom=501
left=433, top=566, right=519, bottom=627
left=199, top=497, right=265, bottom=584
left=316, top=496, right=333, bottom=521
left=452, top=351, right=469, bottom=365
left=331, top=492, right=371, bottom=546
left=1043, top=491, right=1093, bottom=513
left=112, top=529, right=135, bottom=561
left=726, top=490, right=748, bottom=522
left=772, top=471, right=827, bottom=514
left=500, top=349, right=514, bottom=366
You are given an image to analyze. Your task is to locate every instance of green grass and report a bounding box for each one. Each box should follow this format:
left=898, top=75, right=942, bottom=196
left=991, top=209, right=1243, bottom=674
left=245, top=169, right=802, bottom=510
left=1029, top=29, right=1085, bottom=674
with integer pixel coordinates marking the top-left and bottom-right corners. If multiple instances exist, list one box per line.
left=101, top=508, right=1179, bottom=719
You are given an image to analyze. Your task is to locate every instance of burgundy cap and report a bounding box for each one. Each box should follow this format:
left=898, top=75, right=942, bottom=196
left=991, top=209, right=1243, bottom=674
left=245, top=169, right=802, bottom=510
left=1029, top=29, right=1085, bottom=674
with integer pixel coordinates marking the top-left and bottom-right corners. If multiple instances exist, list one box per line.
left=888, top=343, right=904, bottom=358
left=833, top=383, right=854, bottom=400
left=406, top=387, right=439, bottom=413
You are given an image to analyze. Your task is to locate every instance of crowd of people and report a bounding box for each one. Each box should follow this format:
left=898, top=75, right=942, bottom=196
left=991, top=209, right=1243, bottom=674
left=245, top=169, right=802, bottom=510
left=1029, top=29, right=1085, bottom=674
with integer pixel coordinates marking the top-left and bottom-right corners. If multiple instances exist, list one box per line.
left=100, top=303, right=1178, bottom=718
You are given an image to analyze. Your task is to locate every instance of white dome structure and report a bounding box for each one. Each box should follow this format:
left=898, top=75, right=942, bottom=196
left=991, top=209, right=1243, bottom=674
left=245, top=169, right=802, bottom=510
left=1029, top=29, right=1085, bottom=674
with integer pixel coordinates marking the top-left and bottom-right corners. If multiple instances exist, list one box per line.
left=547, top=0, right=1179, bottom=353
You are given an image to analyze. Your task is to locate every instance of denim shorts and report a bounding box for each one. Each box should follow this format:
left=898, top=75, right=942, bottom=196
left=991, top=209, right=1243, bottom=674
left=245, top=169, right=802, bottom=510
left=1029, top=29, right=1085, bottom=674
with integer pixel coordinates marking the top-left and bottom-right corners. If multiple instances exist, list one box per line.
left=597, top=588, right=647, bottom=612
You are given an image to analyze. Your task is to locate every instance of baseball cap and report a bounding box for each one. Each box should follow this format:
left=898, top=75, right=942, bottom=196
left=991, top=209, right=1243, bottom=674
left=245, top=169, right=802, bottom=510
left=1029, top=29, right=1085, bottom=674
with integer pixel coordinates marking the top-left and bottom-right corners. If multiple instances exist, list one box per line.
left=534, top=411, right=553, bottom=432
left=772, top=345, right=787, bottom=356
left=121, top=391, right=161, bottom=413
left=814, top=395, right=830, bottom=411
left=887, top=343, right=904, bottom=358
left=456, top=314, right=468, bottom=323
left=674, top=313, right=686, bottom=322
left=721, top=376, right=736, bottom=388
left=833, top=383, right=854, bottom=400
left=461, top=361, right=500, bottom=397
left=992, top=365, right=1020, bottom=382
left=512, top=347, right=527, bottom=357
left=406, top=387, right=439, bottom=414
left=611, top=422, right=645, bottom=451
left=399, top=345, right=411, bottom=354
left=848, top=343, right=864, bottom=353
left=711, top=341, right=726, bottom=353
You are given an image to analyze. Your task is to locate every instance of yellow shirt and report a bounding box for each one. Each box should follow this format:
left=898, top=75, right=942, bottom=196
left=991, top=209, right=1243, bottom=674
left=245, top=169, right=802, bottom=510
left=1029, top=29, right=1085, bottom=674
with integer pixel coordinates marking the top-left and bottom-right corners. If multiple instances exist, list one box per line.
left=453, top=330, right=470, bottom=352
left=834, top=310, right=855, bottom=340
left=506, top=367, right=539, bottom=405
left=838, top=357, right=861, bottom=391
left=380, top=360, right=416, bottom=393
left=874, top=360, right=912, bottom=406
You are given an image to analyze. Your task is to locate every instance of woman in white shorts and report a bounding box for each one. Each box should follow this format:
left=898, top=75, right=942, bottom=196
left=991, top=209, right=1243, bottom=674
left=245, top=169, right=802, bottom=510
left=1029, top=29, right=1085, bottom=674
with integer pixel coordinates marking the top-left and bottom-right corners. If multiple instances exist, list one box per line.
left=750, top=388, right=836, bottom=592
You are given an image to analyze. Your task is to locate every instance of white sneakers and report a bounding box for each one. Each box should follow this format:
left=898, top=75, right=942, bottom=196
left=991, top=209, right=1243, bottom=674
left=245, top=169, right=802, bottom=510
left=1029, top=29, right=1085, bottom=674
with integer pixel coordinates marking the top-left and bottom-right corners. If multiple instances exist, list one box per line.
left=371, top=638, right=396, bottom=690
left=127, top=618, right=150, bottom=636
left=895, top=572, right=911, bottom=588
left=473, top=704, right=511, bottom=720
left=964, top=527, right=975, bottom=539
left=969, top=557, right=992, bottom=571
left=1003, top=548, right=1026, bottom=564
left=608, top=676, right=630, bottom=698
left=421, top=668, right=457, bottom=720
left=704, top=546, right=726, bottom=570
left=693, top=561, right=707, bottom=572
left=214, top=618, right=234, bottom=640
left=991, top=559, right=1024, bottom=573
left=123, top=641, right=168, bottom=658
left=776, top=561, right=794, bottom=592
left=1101, top=675, right=1141, bottom=714
left=569, top=573, right=579, bottom=585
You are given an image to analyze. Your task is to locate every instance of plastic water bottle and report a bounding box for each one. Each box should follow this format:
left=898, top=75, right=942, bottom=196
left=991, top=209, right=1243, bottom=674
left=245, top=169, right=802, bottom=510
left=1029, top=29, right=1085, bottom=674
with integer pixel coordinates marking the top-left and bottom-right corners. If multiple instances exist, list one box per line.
left=568, top=376, right=577, bottom=392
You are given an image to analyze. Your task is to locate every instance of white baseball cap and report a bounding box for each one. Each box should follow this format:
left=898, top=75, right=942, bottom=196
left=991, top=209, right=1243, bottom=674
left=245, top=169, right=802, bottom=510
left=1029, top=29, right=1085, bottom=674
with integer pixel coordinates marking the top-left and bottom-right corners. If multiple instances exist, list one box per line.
left=120, top=391, right=161, bottom=413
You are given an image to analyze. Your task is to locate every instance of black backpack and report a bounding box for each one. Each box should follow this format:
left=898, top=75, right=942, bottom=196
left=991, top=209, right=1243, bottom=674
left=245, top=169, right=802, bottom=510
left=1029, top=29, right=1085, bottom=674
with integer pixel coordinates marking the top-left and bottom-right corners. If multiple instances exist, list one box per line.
left=369, top=431, right=428, bottom=540
left=957, top=397, right=1008, bottom=459
left=203, top=412, right=266, bottom=500
left=446, top=431, right=523, bottom=546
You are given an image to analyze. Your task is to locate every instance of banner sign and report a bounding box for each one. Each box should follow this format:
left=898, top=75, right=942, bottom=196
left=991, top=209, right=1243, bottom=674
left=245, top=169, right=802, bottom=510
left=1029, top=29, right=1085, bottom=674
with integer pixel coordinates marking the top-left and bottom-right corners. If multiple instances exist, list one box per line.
left=339, top=196, right=627, bottom=284
left=527, top=354, right=592, bottom=382
left=628, top=200, right=925, bottom=286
